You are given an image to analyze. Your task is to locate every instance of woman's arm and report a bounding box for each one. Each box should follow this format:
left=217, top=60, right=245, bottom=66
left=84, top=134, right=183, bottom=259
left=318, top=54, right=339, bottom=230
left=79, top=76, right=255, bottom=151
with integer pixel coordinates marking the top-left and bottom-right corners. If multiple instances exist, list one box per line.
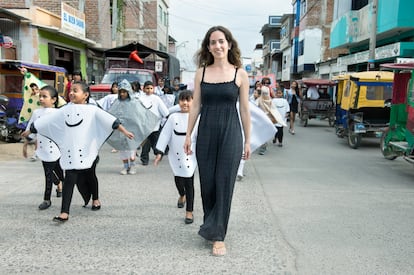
left=238, top=69, right=251, bottom=160
left=184, top=68, right=203, bottom=155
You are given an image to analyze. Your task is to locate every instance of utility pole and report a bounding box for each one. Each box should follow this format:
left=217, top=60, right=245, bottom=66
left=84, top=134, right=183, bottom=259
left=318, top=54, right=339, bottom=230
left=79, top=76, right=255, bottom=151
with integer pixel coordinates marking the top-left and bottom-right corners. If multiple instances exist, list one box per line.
left=112, top=0, right=118, bottom=47
left=367, top=0, right=378, bottom=71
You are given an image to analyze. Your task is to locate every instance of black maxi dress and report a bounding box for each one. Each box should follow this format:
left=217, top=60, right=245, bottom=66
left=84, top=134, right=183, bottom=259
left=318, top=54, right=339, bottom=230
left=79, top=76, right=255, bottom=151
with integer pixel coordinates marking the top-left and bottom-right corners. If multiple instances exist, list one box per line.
left=196, top=67, right=243, bottom=241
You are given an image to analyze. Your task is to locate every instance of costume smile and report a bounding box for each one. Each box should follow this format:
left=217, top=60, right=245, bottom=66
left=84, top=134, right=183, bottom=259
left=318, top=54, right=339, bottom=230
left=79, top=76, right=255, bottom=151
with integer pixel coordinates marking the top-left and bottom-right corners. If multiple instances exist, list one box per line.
left=65, top=119, right=83, bottom=127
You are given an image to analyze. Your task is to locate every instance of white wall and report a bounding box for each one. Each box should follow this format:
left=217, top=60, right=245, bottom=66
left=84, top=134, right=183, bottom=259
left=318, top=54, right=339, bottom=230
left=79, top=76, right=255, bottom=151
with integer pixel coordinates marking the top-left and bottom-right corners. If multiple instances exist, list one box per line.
left=298, top=28, right=322, bottom=66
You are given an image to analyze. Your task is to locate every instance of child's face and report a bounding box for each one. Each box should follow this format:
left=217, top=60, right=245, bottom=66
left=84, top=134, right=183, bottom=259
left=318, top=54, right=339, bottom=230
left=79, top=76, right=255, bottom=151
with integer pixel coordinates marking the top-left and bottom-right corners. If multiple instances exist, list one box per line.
left=143, top=85, right=154, bottom=95
left=178, top=97, right=193, bottom=113
left=31, top=85, right=40, bottom=95
left=253, top=90, right=260, bottom=99
left=39, top=90, right=56, bottom=108
left=70, top=83, right=89, bottom=104
left=118, top=89, right=129, bottom=100
left=276, top=90, right=283, bottom=98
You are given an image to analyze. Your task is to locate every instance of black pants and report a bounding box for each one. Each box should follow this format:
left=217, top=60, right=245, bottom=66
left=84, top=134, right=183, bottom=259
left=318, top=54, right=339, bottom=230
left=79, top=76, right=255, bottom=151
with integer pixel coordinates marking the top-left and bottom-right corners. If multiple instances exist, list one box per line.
left=275, top=126, right=284, bottom=143
left=60, top=157, right=99, bottom=214
left=140, top=130, right=162, bottom=164
left=41, top=160, right=64, bottom=201
left=174, top=175, right=194, bottom=212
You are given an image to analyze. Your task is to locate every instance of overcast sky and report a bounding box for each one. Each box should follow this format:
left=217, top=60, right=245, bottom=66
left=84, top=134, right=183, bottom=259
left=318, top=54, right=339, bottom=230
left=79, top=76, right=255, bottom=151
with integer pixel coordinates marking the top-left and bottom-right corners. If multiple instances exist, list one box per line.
left=168, top=0, right=293, bottom=69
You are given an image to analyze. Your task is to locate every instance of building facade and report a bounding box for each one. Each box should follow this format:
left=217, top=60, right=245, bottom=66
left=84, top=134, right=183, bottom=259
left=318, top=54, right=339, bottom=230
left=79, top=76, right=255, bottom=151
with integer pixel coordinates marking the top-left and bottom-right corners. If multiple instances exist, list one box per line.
left=330, top=0, right=414, bottom=72
left=0, top=0, right=171, bottom=83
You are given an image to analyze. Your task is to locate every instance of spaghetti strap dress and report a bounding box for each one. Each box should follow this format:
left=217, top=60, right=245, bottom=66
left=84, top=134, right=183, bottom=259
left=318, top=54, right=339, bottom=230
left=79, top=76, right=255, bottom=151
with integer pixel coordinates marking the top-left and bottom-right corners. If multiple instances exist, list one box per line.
left=196, top=67, right=243, bottom=241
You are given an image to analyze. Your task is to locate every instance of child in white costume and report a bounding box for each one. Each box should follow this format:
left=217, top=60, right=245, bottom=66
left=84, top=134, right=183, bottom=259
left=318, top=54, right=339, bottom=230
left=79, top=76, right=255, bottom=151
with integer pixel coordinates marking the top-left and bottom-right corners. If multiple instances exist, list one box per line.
left=272, top=88, right=290, bottom=146
left=31, top=81, right=134, bottom=222
left=21, top=85, right=64, bottom=210
left=155, top=90, right=198, bottom=224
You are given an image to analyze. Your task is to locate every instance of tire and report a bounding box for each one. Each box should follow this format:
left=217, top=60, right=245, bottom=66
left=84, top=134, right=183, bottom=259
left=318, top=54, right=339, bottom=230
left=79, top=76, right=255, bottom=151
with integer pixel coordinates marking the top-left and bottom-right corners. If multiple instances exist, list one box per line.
left=380, top=130, right=397, bottom=160
left=328, top=117, right=334, bottom=127
left=303, top=118, right=308, bottom=127
left=348, top=131, right=361, bottom=149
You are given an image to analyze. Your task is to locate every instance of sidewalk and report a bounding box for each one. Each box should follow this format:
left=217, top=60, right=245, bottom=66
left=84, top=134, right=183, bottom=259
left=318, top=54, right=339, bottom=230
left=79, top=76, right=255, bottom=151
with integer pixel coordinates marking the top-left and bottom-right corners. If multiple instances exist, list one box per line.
left=0, top=143, right=296, bottom=274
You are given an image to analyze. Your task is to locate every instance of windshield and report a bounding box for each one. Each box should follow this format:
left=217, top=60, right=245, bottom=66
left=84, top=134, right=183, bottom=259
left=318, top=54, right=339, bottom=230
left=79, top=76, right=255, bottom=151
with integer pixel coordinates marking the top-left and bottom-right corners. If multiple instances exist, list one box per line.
left=101, top=71, right=154, bottom=84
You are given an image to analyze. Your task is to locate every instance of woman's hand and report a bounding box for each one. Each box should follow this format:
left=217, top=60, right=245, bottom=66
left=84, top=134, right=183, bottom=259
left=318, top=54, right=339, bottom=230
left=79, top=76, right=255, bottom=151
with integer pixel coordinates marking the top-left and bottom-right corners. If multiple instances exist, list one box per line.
left=243, top=143, right=251, bottom=160
left=183, top=136, right=192, bottom=155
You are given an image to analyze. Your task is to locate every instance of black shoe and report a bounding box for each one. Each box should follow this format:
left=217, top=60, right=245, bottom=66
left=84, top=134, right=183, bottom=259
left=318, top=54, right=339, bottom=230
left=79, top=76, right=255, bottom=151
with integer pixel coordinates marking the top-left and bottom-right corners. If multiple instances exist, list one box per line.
left=91, top=204, right=101, bottom=211
left=185, top=217, right=193, bottom=224
left=38, top=200, right=51, bottom=210
left=53, top=216, right=68, bottom=222
left=177, top=200, right=185, bottom=208
left=56, top=188, right=62, bottom=198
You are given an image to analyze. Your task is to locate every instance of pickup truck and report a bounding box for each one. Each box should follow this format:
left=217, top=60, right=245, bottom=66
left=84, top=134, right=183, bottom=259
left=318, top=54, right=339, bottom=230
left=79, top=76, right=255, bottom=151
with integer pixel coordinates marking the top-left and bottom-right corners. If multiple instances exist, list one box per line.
left=89, top=42, right=180, bottom=100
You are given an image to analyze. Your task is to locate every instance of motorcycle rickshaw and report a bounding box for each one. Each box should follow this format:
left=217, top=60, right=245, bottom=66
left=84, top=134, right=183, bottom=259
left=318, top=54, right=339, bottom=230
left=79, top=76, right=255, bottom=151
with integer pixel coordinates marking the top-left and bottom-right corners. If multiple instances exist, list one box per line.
left=333, top=71, right=394, bottom=149
left=298, top=78, right=336, bottom=127
left=379, top=62, right=414, bottom=164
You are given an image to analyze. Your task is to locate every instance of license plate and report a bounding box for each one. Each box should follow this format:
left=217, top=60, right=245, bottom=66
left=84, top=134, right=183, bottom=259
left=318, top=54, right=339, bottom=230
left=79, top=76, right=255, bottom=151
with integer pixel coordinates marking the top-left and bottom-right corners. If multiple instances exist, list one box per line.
left=354, top=123, right=366, bottom=133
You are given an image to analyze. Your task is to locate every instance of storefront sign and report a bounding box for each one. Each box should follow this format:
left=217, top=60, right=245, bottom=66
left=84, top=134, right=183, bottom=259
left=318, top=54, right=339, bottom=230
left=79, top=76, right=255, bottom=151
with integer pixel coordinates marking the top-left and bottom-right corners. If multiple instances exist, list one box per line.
left=61, top=2, right=86, bottom=38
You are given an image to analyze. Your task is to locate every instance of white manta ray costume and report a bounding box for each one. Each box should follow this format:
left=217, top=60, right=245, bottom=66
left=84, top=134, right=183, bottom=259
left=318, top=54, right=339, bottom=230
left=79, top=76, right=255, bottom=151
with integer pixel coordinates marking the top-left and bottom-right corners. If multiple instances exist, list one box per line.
left=34, top=104, right=117, bottom=170
left=106, top=79, right=159, bottom=151
left=156, top=112, right=198, bottom=177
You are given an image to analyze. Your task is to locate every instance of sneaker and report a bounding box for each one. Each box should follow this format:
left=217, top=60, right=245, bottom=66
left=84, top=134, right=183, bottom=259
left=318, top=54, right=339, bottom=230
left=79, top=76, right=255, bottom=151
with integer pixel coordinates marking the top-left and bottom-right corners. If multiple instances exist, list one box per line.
left=278, top=143, right=283, bottom=147
left=236, top=175, right=243, bottom=181
left=289, top=129, right=295, bottom=135
left=128, top=167, right=136, bottom=175
left=30, top=154, right=37, bottom=161
left=120, top=168, right=128, bottom=175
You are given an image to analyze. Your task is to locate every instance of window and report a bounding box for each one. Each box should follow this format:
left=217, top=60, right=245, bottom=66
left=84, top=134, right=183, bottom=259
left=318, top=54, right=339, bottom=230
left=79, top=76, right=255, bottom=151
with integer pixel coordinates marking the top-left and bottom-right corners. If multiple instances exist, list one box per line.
left=344, top=81, right=351, bottom=97
left=269, top=16, right=282, bottom=25
left=159, top=5, right=163, bottom=23
left=366, top=85, right=393, bottom=101
left=270, top=40, right=280, bottom=51
left=298, top=40, right=304, bottom=56
left=300, top=0, right=307, bottom=16
left=281, top=24, right=288, bottom=39
left=352, top=0, right=369, bottom=10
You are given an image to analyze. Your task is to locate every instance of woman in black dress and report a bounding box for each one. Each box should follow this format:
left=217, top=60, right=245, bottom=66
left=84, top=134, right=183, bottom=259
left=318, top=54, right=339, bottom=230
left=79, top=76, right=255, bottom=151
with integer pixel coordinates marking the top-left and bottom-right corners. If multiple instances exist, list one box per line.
left=184, top=26, right=251, bottom=256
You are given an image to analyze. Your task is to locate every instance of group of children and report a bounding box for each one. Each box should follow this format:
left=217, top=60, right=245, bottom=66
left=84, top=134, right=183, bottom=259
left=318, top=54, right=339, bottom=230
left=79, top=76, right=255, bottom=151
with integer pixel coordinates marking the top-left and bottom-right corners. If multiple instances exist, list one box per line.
left=22, top=73, right=197, bottom=225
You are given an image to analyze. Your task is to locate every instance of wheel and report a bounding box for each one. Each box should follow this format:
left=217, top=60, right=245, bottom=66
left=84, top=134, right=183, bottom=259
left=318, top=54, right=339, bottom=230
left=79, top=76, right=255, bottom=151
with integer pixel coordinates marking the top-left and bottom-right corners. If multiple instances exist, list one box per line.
left=328, top=117, right=334, bottom=127
left=380, top=130, right=397, bottom=160
left=303, top=118, right=308, bottom=127
left=348, top=131, right=361, bottom=149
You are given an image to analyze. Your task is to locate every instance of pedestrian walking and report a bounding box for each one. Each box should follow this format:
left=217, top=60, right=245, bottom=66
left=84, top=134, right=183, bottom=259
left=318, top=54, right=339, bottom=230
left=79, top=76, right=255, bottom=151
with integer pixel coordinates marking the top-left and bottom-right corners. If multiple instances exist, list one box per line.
left=21, top=85, right=64, bottom=210
left=30, top=81, right=134, bottom=222
left=183, top=26, right=251, bottom=256
left=155, top=90, right=197, bottom=224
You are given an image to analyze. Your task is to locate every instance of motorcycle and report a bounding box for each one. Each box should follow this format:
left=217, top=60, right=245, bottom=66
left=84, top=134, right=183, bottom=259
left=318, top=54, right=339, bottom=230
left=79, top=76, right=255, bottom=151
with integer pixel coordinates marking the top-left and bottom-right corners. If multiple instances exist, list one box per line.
left=0, top=95, right=24, bottom=142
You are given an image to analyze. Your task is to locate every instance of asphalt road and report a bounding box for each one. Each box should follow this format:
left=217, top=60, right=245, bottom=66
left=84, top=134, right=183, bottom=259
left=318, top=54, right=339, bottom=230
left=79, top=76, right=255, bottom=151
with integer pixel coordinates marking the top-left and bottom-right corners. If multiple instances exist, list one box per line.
left=0, top=118, right=413, bottom=274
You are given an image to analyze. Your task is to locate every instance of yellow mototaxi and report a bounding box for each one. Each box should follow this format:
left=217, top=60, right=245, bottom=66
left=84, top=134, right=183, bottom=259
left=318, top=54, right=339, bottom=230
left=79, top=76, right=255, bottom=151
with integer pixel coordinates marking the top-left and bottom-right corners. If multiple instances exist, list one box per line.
left=333, top=71, right=394, bottom=149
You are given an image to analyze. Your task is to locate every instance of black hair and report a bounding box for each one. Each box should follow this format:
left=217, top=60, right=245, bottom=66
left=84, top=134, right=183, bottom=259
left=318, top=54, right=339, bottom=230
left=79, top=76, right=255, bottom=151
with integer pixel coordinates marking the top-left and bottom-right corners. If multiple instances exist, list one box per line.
left=131, top=81, right=141, bottom=92
left=29, top=83, right=38, bottom=89
left=72, top=81, right=90, bottom=103
left=143, top=81, right=153, bottom=88
left=261, top=77, right=271, bottom=85
left=178, top=90, right=193, bottom=101
left=40, top=85, right=59, bottom=108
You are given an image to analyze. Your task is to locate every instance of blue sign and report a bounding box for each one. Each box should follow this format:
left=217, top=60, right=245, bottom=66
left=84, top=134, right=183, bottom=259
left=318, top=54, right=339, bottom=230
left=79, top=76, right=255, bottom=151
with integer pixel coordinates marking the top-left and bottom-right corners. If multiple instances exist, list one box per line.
left=245, top=64, right=252, bottom=72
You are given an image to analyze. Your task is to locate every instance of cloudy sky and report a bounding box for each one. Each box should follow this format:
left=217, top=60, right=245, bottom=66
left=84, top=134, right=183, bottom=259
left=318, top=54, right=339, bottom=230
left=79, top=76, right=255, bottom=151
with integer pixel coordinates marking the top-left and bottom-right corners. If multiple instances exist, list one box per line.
left=168, top=0, right=293, bottom=69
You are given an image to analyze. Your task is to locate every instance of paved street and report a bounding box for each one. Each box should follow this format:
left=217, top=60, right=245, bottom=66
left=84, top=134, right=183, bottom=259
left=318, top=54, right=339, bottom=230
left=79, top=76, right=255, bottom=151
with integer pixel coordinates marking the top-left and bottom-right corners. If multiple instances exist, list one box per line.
left=1, top=119, right=414, bottom=274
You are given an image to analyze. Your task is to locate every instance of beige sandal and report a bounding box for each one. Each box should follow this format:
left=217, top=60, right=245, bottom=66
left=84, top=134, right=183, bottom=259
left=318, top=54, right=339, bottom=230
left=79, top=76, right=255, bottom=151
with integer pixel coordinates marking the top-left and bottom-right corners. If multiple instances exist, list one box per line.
left=212, top=241, right=226, bottom=256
